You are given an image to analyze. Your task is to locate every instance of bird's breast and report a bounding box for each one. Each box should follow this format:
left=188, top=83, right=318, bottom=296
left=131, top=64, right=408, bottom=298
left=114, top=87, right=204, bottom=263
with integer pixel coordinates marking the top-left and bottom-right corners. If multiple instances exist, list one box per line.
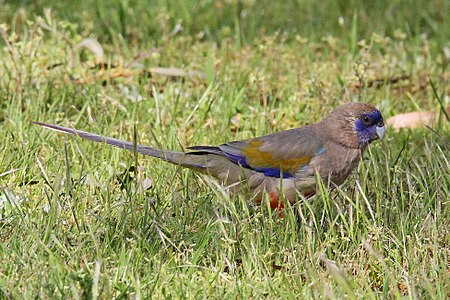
left=310, top=143, right=362, bottom=186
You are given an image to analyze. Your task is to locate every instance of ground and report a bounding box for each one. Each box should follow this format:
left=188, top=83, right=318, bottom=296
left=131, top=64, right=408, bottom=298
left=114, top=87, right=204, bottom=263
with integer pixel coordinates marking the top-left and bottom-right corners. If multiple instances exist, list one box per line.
left=0, top=1, right=449, bottom=298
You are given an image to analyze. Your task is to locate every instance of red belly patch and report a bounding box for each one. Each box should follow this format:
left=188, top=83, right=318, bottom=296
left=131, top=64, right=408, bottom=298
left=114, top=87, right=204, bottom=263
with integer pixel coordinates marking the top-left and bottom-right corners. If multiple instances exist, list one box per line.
left=269, top=191, right=285, bottom=210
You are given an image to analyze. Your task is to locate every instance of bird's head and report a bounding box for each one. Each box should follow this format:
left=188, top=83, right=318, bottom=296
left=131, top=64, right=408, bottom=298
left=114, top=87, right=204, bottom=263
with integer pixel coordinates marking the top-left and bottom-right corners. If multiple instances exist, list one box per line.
left=323, top=102, right=385, bottom=149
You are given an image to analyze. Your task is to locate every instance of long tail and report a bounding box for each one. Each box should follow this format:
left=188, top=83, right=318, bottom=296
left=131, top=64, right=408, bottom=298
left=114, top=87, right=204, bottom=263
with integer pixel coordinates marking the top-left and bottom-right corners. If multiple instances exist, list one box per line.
left=32, top=122, right=207, bottom=170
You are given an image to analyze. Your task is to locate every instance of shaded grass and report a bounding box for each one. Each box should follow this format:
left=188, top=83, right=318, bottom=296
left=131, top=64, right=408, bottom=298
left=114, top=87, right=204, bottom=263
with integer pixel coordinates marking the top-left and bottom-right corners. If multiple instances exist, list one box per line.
left=0, top=4, right=449, bottom=299
left=2, top=0, right=449, bottom=49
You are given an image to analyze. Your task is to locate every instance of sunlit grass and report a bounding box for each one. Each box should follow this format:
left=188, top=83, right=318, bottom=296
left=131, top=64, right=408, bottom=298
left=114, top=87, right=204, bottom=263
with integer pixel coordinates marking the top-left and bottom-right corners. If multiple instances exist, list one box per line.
left=0, top=2, right=449, bottom=298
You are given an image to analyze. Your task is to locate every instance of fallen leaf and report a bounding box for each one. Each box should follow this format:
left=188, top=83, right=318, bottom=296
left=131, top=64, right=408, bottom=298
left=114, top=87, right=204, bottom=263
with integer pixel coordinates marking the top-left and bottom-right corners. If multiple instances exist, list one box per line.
left=386, top=107, right=450, bottom=130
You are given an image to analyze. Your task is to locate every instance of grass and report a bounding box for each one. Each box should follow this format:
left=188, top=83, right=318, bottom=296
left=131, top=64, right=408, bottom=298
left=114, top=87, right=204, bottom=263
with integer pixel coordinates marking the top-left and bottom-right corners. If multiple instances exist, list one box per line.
left=1, top=1, right=449, bottom=298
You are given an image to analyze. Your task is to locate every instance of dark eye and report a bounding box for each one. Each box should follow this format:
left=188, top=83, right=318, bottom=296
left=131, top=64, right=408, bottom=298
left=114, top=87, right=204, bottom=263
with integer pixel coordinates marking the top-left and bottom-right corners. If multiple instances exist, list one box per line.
left=362, top=116, right=371, bottom=124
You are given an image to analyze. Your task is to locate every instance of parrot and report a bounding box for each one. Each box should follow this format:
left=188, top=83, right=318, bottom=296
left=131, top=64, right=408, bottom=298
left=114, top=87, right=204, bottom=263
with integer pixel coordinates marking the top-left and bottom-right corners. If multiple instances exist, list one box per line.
left=33, top=102, right=385, bottom=209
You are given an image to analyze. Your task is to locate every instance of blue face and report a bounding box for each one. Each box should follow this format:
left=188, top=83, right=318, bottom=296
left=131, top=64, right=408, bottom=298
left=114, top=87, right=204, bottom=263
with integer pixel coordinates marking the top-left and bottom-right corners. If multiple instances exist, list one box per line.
left=355, top=109, right=385, bottom=146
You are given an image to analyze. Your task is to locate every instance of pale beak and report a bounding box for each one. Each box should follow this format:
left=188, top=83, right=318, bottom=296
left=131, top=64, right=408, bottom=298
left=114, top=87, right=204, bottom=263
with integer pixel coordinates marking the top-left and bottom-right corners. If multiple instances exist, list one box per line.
left=376, top=125, right=386, bottom=140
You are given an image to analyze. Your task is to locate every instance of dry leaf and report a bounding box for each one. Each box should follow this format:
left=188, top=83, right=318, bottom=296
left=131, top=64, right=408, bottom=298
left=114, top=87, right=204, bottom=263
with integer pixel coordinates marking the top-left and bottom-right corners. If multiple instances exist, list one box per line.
left=386, top=107, right=450, bottom=130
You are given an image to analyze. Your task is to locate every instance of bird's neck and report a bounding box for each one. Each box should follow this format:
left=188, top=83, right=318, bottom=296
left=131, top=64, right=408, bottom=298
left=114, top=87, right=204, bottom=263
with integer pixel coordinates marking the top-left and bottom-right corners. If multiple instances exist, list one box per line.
left=318, top=120, right=362, bottom=150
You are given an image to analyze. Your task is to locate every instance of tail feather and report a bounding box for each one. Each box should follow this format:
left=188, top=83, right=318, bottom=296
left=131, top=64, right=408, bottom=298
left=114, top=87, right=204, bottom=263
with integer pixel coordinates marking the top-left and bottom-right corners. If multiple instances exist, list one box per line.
left=187, top=145, right=223, bottom=155
left=32, top=122, right=206, bottom=170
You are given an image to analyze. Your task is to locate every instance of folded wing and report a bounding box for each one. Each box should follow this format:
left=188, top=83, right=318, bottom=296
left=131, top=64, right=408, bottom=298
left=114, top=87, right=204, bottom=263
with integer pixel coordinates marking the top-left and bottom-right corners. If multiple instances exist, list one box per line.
left=189, top=127, right=325, bottom=178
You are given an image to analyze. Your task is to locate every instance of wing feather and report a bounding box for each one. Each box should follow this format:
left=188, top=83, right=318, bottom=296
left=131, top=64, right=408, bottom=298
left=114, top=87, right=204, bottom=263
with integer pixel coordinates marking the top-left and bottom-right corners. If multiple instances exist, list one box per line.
left=190, top=126, right=325, bottom=178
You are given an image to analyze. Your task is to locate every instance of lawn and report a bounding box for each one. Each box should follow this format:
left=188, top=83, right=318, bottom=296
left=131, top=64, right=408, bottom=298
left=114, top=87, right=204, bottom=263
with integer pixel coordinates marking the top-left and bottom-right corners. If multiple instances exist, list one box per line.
left=0, top=1, right=449, bottom=298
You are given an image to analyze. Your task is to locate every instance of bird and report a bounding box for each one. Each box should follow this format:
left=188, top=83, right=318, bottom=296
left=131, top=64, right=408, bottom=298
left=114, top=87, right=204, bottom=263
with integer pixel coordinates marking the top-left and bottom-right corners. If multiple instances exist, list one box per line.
left=33, top=102, right=385, bottom=210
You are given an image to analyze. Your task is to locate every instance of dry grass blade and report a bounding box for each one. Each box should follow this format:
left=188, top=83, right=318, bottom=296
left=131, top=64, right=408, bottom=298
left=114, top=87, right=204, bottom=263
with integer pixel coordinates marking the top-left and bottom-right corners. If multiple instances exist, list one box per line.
left=0, top=168, right=22, bottom=178
left=149, top=67, right=206, bottom=78
left=126, top=48, right=160, bottom=68
left=73, top=38, right=104, bottom=63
